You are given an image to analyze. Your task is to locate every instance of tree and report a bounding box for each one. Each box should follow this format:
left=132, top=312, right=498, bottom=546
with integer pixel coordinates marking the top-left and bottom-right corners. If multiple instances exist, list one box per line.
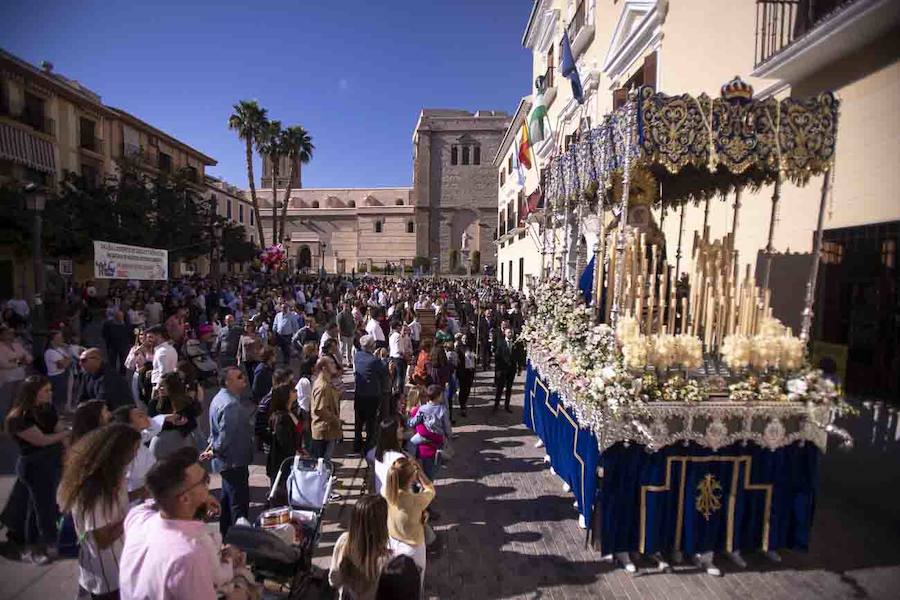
left=277, top=125, right=313, bottom=244
left=257, top=119, right=283, bottom=244
left=220, top=221, right=258, bottom=265
left=228, top=100, right=268, bottom=247
left=470, top=250, right=481, bottom=274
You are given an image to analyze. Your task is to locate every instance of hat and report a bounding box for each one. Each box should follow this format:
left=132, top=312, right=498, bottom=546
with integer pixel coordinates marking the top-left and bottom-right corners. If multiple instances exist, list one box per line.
left=198, top=324, right=214, bottom=337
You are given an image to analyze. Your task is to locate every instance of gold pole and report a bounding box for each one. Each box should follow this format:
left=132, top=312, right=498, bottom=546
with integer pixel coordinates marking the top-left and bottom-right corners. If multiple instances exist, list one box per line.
left=610, top=102, right=635, bottom=329
left=800, top=168, right=833, bottom=343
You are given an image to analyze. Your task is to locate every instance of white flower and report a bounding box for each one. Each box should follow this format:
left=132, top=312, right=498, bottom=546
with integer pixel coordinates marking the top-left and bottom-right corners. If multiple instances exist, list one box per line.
left=601, top=365, right=617, bottom=380
left=786, top=378, right=808, bottom=395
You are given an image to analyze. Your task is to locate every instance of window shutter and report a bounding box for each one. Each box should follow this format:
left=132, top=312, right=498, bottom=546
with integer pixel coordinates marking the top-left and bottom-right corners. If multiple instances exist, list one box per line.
left=642, top=51, right=657, bottom=91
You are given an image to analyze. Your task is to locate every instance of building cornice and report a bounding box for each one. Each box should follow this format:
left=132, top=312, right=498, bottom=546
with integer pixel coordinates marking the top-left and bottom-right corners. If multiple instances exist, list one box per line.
left=110, top=107, right=217, bottom=165
left=602, top=0, right=668, bottom=87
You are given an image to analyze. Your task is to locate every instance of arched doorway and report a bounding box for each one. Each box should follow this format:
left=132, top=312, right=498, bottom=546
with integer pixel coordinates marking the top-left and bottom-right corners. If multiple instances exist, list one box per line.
left=298, top=245, right=312, bottom=271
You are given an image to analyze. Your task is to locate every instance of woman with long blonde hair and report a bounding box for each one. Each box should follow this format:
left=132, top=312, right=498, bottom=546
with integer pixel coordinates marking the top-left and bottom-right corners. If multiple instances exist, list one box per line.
left=328, top=494, right=392, bottom=599
left=58, top=423, right=141, bottom=599
left=383, top=456, right=434, bottom=590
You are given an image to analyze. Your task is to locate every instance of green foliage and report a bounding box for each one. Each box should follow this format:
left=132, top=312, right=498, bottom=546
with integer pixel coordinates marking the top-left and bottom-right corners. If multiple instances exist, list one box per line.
left=220, top=222, right=258, bottom=264
left=6, top=162, right=219, bottom=262
left=413, top=256, right=431, bottom=272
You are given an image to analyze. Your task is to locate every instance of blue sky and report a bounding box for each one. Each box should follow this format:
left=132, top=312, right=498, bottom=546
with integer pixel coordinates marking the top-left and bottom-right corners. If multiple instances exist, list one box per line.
left=0, top=0, right=533, bottom=188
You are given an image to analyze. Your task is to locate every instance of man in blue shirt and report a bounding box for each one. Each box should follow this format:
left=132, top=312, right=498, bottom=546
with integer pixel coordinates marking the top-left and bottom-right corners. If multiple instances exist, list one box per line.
left=200, top=366, right=253, bottom=535
left=353, top=335, right=389, bottom=454
left=272, top=303, right=301, bottom=365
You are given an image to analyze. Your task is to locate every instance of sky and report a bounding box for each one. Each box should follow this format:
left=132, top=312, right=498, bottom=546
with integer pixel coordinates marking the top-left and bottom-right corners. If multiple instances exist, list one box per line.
left=0, top=0, right=533, bottom=189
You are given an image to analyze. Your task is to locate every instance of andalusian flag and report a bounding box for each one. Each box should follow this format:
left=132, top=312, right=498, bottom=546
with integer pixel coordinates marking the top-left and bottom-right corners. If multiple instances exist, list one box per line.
left=517, top=121, right=533, bottom=170
left=529, top=92, right=549, bottom=144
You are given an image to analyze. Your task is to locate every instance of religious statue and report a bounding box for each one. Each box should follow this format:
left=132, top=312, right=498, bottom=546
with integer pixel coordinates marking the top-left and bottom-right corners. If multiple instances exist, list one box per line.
left=461, top=230, right=470, bottom=251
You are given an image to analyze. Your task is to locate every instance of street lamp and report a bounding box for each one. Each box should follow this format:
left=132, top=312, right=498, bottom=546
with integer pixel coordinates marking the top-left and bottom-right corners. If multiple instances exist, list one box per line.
left=320, top=242, right=327, bottom=277
left=211, top=220, right=224, bottom=284
left=24, top=183, right=47, bottom=352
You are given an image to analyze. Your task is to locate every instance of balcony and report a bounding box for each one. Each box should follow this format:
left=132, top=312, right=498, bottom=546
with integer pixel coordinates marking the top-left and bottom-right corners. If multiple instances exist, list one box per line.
left=534, top=64, right=558, bottom=108
left=566, top=0, right=595, bottom=60
left=80, top=136, right=104, bottom=154
left=752, top=0, right=899, bottom=80
left=18, top=110, right=55, bottom=136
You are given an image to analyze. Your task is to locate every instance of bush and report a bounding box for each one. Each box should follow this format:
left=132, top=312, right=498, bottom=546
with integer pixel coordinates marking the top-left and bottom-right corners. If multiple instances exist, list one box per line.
left=357, top=262, right=369, bottom=273
left=413, top=256, right=431, bottom=272
left=371, top=264, right=382, bottom=273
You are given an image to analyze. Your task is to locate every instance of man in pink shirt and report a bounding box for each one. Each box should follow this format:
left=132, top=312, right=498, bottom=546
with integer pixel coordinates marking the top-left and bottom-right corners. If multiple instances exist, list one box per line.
left=119, top=447, right=250, bottom=600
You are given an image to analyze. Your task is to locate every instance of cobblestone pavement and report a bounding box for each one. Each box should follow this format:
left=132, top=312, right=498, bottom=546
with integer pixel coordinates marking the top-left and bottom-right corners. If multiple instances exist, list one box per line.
left=2, top=364, right=899, bottom=599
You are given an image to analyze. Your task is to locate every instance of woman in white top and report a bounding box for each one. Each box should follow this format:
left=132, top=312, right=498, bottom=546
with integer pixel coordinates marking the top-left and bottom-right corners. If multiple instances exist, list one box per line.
left=57, top=424, right=141, bottom=599
left=127, top=302, right=146, bottom=329
left=43, top=330, right=73, bottom=413
left=367, top=418, right=407, bottom=496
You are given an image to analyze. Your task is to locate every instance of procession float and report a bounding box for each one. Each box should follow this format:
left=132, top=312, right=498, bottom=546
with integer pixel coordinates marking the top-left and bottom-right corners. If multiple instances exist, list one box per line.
left=521, top=77, right=853, bottom=575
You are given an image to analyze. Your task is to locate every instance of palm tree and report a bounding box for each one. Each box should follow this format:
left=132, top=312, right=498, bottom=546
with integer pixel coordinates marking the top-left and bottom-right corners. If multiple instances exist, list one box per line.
left=257, top=119, right=284, bottom=244
left=228, top=100, right=268, bottom=247
left=277, top=125, right=314, bottom=243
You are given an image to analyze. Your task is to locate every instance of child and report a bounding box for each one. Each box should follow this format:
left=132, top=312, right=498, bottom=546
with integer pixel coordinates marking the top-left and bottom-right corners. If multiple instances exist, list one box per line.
left=197, top=529, right=261, bottom=600
left=405, top=384, right=449, bottom=479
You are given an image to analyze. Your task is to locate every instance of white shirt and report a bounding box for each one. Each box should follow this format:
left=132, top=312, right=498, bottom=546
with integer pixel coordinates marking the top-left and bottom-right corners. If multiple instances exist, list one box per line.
left=44, top=346, right=69, bottom=377
left=295, top=376, right=312, bottom=413
left=145, top=301, right=163, bottom=326
left=389, top=331, right=402, bottom=358
left=73, top=486, right=129, bottom=594
left=408, top=320, right=421, bottom=342
left=126, top=416, right=165, bottom=497
left=151, top=341, right=178, bottom=386
left=365, top=318, right=385, bottom=342
left=319, top=330, right=335, bottom=354
left=371, top=449, right=405, bottom=496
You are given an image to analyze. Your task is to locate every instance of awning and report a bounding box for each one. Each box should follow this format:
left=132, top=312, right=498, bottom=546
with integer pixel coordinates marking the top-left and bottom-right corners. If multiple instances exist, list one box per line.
left=0, top=122, right=56, bottom=174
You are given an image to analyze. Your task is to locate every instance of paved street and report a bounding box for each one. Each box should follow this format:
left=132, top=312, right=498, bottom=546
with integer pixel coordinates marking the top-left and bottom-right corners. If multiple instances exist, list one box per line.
left=2, top=366, right=899, bottom=599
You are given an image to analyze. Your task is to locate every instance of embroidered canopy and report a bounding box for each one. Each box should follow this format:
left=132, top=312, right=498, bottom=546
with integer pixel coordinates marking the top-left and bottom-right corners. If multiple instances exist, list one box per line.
left=544, top=78, right=839, bottom=208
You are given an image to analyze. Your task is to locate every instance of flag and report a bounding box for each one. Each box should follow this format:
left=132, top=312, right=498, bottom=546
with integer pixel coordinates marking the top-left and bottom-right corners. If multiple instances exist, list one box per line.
left=521, top=188, right=541, bottom=221
left=517, top=121, right=532, bottom=170
left=529, top=92, right=548, bottom=144
left=512, top=147, right=525, bottom=188
left=561, top=31, right=584, bottom=104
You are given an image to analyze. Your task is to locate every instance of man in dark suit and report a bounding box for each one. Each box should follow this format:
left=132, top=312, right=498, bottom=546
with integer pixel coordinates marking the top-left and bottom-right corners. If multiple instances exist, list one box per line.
left=493, top=326, right=516, bottom=413
left=353, top=334, right=389, bottom=453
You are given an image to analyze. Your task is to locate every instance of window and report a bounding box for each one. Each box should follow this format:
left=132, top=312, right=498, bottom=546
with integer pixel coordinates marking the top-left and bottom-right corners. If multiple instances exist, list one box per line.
left=348, top=200, right=356, bottom=208
left=23, top=92, right=49, bottom=134
left=881, top=239, right=896, bottom=269
left=158, top=151, right=172, bottom=173
left=508, top=260, right=513, bottom=287
left=500, top=170, right=505, bottom=187
left=473, top=146, right=481, bottom=165
left=311, top=200, right=320, bottom=208
left=226, top=201, right=232, bottom=220
left=395, top=199, right=404, bottom=206
left=822, top=241, right=843, bottom=265
left=407, top=221, right=415, bottom=234
left=210, top=195, right=217, bottom=215
left=239, top=204, right=244, bottom=223
left=451, top=146, right=458, bottom=165
left=518, top=257, right=524, bottom=290
left=185, top=165, right=198, bottom=182
left=375, top=220, right=383, bottom=233
left=81, top=163, right=99, bottom=188
left=250, top=209, right=254, bottom=226
left=499, top=210, right=505, bottom=236
left=500, top=262, right=504, bottom=283
left=507, top=156, right=512, bottom=174
left=462, top=146, right=470, bottom=165
left=80, top=118, right=97, bottom=151
left=250, top=234, right=254, bottom=244
left=613, top=51, right=657, bottom=109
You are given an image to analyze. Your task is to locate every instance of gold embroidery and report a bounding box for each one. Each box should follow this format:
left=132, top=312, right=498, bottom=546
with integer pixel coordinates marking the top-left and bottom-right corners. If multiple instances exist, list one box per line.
left=695, top=474, right=723, bottom=521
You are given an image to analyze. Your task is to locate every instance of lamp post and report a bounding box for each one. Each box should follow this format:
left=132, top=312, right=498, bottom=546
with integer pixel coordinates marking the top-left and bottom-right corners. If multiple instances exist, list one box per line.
left=24, top=183, right=47, bottom=352
left=320, top=242, right=327, bottom=278
left=211, top=221, right=223, bottom=284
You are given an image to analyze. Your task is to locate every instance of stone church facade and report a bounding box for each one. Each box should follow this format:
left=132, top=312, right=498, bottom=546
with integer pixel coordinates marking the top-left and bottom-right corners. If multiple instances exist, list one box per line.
left=257, top=108, right=509, bottom=274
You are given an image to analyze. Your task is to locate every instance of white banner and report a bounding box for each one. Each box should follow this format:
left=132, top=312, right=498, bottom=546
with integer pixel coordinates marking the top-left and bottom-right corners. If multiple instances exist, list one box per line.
left=93, top=241, right=168, bottom=281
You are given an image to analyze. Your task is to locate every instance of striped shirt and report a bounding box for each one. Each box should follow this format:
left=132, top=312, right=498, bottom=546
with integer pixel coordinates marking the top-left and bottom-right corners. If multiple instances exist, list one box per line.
left=73, top=485, right=128, bottom=594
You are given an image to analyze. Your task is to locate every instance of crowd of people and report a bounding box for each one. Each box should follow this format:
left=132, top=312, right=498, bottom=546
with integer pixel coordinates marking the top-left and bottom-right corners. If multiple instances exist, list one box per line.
left=0, top=272, right=529, bottom=599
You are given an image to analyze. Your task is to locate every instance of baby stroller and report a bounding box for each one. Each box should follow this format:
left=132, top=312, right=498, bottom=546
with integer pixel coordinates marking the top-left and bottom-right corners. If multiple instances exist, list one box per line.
left=225, top=457, right=335, bottom=598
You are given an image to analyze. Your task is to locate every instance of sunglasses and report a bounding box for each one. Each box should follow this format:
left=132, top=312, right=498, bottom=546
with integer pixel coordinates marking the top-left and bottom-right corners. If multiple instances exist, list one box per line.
left=177, top=471, right=211, bottom=497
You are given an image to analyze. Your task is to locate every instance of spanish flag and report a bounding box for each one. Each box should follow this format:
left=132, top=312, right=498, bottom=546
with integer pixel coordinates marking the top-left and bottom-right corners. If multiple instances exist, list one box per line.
left=517, top=121, right=532, bottom=170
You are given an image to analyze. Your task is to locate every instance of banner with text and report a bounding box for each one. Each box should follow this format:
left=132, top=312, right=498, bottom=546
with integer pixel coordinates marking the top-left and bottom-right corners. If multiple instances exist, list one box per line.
left=93, top=241, right=168, bottom=281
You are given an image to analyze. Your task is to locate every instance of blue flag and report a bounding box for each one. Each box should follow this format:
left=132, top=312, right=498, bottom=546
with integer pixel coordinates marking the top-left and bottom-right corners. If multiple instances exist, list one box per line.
left=561, top=32, right=584, bottom=104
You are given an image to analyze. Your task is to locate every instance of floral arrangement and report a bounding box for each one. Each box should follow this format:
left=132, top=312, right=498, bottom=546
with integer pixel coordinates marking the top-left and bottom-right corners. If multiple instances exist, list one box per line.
left=259, top=244, right=286, bottom=270
left=524, top=278, right=849, bottom=411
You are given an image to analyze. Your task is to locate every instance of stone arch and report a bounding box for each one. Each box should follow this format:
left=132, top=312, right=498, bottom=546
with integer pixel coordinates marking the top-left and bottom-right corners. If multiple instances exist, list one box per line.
left=297, top=245, right=312, bottom=270
left=364, top=195, right=379, bottom=207
left=450, top=209, right=479, bottom=250
left=311, top=200, right=320, bottom=208
left=347, top=200, right=356, bottom=208
left=395, top=198, right=404, bottom=206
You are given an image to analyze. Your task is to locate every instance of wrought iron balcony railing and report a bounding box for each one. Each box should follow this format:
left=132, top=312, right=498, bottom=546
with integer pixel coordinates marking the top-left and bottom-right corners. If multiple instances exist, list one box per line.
left=755, top=0, right=853, bottom=67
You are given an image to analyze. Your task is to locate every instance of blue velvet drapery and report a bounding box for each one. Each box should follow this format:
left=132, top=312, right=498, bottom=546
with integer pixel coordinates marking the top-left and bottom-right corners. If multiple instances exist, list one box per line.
left=524, top=363, right=821, bottom=555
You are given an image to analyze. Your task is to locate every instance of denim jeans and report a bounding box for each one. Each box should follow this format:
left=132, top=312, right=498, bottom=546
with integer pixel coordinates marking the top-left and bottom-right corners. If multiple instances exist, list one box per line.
left=310, top=439, right=336, bottom=460
left=3, top=446, right=63, bottom=546
left=218, top=466, right=250, bottom=536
